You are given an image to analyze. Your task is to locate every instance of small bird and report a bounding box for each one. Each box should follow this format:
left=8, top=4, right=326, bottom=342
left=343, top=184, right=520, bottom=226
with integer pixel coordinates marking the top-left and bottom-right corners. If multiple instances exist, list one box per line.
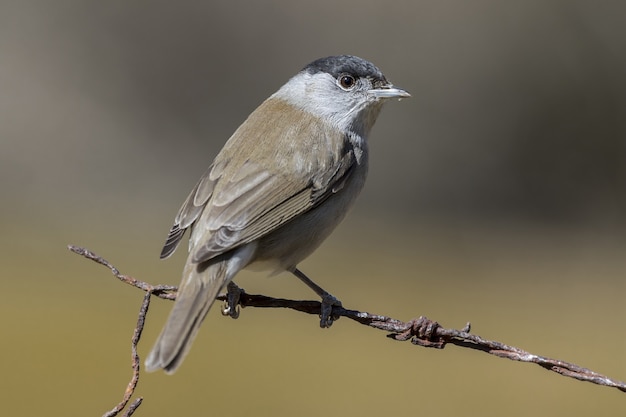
left=145, top=55, right=409, bottom=373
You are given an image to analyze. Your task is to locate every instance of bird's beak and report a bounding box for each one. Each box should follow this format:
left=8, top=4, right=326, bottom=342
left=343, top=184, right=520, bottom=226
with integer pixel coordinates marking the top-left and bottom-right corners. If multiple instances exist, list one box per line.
left=369, top=85, right=411, bottom=99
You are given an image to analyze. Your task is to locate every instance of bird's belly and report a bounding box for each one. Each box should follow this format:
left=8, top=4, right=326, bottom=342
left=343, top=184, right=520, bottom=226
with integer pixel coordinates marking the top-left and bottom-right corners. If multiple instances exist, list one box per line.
left=251, top=164, right=367, bottom=272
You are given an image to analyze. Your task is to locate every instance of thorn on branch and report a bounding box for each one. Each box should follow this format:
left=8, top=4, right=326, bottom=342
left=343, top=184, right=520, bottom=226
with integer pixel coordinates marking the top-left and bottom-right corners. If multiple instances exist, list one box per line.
left=384, top=316, right=447, bottom=348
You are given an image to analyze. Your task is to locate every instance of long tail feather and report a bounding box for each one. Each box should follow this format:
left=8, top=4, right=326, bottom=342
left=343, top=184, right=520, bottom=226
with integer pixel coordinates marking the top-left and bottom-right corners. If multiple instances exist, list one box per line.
left=145, top=260, right=228, bottom=373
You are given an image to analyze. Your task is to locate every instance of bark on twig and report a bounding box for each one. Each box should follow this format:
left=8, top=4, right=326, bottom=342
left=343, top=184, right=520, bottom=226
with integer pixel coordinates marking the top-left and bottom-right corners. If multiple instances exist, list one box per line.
left=67, top=245, right=626, bottom=416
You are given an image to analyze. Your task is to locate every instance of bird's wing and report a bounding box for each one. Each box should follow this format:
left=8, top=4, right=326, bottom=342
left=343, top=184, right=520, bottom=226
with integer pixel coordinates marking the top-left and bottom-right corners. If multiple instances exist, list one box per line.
left=159, top=98, right=359, bottom=262
left=189, top=147, right=356, bottom=263
left=159, top=162, right=219, bottom=259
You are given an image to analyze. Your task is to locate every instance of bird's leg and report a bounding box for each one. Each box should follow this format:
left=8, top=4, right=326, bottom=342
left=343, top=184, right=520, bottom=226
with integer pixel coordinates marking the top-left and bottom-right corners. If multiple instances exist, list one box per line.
left=292, top=268, right=342, bottom=328
left=221, top=281, right=242, bottom=319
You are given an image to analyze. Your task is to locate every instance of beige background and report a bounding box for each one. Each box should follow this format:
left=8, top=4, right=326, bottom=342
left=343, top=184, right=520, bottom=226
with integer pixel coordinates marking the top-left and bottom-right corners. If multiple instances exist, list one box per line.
left=1, top=1, right=625, bottom=415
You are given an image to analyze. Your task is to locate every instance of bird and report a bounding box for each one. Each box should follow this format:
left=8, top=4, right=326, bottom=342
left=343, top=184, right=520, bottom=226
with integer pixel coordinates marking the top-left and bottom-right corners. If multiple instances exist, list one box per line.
left=145, top=55, right=409, bottom=373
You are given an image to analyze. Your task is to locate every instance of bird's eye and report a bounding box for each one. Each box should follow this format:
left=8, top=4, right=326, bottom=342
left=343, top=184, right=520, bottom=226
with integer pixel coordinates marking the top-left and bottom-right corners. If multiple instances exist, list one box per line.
left=338, top=74, right=356, bottom=90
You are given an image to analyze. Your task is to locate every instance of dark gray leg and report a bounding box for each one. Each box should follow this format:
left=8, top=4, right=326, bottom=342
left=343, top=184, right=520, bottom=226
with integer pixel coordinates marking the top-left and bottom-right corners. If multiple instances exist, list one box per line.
left=221, top=281, right=242, bottom=319
left=292, top=268, right=342, bottom=328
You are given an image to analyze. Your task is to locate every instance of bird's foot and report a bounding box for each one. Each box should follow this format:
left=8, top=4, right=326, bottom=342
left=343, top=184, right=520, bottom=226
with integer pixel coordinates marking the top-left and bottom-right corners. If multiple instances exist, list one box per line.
left=221, top=281, right=243, bottom=319
left=319, top=293, right=342, bottom=328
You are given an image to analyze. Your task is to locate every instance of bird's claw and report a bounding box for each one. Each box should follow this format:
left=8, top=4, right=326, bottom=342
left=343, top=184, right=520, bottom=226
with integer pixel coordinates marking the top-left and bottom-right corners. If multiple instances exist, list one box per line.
left=221, top=282, right=242, bottom=319
left=319, top=294, right=342, bottom=328
left=221, top=304, right=240, bottom=319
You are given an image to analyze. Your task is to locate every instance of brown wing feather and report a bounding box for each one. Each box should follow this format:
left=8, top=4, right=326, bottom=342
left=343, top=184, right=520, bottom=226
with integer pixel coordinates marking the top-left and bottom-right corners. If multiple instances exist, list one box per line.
left=160, top=97, right=357, bottom=263
left=191, top=149, right=356, bottom=263
left=159, top=163, right=220, bottom=259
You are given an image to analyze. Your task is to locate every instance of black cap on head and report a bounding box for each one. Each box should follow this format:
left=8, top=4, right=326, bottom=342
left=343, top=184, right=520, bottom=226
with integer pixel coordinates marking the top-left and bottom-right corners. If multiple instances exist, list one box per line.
left=303, top=55, right=388, bottom=86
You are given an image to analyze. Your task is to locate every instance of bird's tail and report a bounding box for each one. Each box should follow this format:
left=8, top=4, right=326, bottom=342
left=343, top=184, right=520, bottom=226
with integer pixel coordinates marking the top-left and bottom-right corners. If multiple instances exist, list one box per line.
left=144, top=257, right=232, bottom=374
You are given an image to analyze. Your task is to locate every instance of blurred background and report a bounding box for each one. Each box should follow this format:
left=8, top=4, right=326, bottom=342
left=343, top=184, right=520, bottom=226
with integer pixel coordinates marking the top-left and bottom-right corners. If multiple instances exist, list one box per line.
left=1, top=0, right=625, bottom=415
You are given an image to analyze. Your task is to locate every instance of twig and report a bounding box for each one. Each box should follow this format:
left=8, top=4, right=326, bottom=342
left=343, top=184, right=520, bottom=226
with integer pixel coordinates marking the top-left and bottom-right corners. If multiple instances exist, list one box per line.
left=122, top=398, right=143, bottom=417
left=69, top=245, right=177, bottom=300
left=218, top=292, right=626, bottom=391
left=68, top=244, right=626, bottom=416
left=69, top=246, right=171, bottom=417
left=100, top=290, right=150, bottom=417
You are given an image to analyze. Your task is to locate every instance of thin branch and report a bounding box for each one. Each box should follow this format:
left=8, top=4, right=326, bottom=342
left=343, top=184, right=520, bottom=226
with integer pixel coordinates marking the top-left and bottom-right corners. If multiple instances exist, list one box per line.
left=68, top=244, right=626, bottom=416
left=221, top=292, right=626, bottom=391
left=69, top=246, right=165, bottom=417
left=101, top=290, right=150, bottom=417
left=122, top=398, right=143, bottom=417
left=69, top=245, right=177, bottom=300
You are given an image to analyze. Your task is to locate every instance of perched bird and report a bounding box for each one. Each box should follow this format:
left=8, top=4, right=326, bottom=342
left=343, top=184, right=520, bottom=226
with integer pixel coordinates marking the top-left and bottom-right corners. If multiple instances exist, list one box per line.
left=145, top=55, right=409, bottom=373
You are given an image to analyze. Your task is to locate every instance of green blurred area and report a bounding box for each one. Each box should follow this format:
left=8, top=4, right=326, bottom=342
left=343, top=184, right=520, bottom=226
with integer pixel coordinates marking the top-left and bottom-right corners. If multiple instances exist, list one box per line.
left=1, top=1, right=625, bottom=416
